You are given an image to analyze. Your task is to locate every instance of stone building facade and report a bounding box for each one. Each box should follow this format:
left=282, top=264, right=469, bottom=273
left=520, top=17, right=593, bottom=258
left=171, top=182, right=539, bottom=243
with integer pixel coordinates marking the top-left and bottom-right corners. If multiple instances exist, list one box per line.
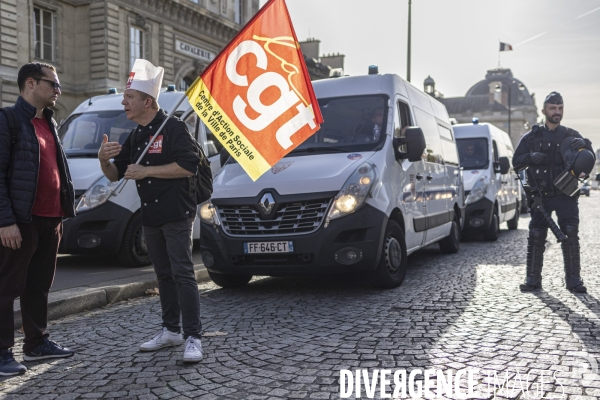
left=426, top=68, right=538, bottom=149
left=298, top=38, right=344, bottom=81
left=0, top=0, right=259, bottom=122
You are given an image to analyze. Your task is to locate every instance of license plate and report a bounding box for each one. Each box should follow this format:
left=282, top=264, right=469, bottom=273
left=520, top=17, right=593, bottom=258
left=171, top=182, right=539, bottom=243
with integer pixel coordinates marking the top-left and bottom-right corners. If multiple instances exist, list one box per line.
left=244, top=241, right=294, bottom=254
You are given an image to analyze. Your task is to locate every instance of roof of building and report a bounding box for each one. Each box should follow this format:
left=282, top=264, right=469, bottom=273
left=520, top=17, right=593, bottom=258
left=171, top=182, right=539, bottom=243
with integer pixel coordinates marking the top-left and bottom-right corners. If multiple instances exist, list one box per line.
left=438, top=95, right=507, bottom=114
left=465, top=68, right=535, bottom=106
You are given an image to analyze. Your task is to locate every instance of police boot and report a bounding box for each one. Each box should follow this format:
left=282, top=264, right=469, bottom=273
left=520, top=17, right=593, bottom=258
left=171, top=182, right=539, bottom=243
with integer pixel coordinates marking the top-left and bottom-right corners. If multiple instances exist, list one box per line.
left=520, top=228, right=546, bottom=291
left=562, top=225, right=586, bottom=293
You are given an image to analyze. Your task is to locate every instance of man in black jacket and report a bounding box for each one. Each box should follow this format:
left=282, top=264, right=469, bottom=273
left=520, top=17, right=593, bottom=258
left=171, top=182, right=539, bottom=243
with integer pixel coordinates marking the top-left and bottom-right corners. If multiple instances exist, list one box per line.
left=512, top=92, right=594, bottom=293
left=99, top=59, right=203, bottom=363
left=0, top=63, right=76, bottom=376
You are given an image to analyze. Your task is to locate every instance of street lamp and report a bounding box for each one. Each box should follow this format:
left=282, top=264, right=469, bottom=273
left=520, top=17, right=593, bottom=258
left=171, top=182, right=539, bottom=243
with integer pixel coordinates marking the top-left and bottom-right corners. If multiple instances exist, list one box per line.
left=495, top=81, right=525, bottom=137
left=407, top=0, right=412, bottom=82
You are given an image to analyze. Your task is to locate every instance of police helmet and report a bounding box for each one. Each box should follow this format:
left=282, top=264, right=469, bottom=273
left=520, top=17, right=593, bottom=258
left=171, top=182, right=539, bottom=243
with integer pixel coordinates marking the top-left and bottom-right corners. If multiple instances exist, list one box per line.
left=560, top=137, right=595, bottom=178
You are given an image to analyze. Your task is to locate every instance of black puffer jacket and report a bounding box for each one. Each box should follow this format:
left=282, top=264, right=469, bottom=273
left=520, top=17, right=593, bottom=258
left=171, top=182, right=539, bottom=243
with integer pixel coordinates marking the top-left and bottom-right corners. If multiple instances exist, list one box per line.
left=0, top=96, right=75, bottom=227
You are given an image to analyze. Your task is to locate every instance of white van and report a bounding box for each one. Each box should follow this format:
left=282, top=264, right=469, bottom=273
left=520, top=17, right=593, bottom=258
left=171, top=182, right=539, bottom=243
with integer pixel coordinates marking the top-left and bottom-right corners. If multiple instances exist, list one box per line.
left=57, top=87, right=222, bottom=266
left=453, top=120, right=520, bottom=240
left=198, top=72, right=465, bottom=289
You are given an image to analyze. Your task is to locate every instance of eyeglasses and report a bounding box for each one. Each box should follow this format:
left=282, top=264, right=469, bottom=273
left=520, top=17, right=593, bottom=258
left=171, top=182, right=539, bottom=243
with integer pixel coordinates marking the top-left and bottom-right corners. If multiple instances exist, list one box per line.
left=37, top=78, right=62, bottom=91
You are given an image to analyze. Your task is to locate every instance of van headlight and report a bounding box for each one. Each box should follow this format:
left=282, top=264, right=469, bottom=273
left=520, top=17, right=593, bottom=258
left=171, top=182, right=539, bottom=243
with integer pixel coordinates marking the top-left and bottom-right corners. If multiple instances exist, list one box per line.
left=199, top=201, right=220, bottom=226
left=466, top=176, right=489, bottom=205
left=76, top=176, right=121, bottom=212
left=326, top=162, right=378, bottom=224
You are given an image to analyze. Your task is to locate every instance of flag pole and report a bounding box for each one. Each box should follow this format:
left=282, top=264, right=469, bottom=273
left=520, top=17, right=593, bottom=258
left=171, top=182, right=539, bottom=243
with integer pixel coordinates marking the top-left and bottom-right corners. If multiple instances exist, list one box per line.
left=113, top=80, right=198, bottom=195
left=498, top=39, right=501, bottom=68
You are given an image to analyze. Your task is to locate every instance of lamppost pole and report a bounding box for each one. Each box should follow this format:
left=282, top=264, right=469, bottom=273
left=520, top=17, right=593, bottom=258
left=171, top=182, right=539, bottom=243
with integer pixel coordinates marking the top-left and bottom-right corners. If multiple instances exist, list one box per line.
left=507, top=84, right=511, bottom=137
left=496, top=81, right=525, bottom=139
left=407, top=0, right=412, bottom=82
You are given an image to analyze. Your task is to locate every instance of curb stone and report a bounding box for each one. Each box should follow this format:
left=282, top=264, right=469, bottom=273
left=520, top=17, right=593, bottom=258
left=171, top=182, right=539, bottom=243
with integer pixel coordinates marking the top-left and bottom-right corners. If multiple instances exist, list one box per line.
left=13, top=264, right=209, bottom=329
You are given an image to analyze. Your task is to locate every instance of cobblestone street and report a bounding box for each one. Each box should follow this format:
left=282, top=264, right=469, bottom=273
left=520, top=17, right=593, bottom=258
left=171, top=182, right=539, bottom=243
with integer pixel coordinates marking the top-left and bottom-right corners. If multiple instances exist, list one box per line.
left=2, top=193, right=600, bottom=399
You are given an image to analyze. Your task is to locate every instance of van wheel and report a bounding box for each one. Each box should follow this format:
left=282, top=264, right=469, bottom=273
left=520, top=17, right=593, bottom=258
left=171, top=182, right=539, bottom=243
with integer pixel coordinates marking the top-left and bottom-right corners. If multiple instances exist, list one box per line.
left=483, top=211, right=500, bottom=241
left=369, top=220, right=407, bottom=289
left=118, top=213, right=151, bottom=267
left=520, top=200, right=529, bottom=214
left=439, top=215, right=460, bottom=254
left=208, top=271, right=252, bottom=288
left=507, top=206, right=519, bottom=230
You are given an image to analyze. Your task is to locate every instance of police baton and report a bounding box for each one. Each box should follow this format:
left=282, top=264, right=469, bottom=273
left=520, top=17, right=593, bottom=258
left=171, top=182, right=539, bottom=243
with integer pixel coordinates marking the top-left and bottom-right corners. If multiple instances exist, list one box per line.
left=515, top=171, right=568, bottom=243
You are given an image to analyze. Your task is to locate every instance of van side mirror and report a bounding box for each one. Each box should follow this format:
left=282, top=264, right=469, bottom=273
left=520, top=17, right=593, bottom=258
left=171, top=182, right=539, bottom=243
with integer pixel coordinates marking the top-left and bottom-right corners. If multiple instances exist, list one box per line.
left=205, top=140, right=218, bottom=157
left=498, top=156, right=510, bottom=174
left=393, top=126, right=426, bottom=162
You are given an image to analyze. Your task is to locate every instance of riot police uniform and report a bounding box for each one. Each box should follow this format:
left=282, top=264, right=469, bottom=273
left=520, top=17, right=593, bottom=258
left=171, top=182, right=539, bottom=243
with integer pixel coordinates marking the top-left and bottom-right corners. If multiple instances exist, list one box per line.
left=512, top=92, right=594, bottom=292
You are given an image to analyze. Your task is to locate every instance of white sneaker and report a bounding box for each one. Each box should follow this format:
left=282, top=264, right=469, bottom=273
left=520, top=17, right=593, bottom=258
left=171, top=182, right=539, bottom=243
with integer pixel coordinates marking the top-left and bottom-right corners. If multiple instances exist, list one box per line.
left=182, top=336, right=203, bottom=363
left=139, top=328, right=183, bottom=352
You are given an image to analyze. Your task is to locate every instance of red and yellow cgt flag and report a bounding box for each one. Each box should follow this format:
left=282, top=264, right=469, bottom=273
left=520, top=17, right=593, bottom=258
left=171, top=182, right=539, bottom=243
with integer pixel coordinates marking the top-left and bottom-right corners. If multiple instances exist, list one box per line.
left=185, top=0, right=323, bottom=181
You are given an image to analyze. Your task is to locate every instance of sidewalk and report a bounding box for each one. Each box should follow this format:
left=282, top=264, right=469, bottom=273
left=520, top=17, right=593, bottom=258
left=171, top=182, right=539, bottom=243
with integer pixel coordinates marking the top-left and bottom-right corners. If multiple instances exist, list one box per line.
left=12, top=262, right=209, bottom=330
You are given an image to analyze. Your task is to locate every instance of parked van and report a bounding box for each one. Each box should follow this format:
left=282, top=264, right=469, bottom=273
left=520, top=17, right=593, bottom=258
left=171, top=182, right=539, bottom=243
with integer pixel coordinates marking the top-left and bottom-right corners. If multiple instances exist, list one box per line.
left=453, top=120, right=520, bottom=240
left=198, top=73, right=465, bottom=289
left=57, top=87, right=222, bottom=266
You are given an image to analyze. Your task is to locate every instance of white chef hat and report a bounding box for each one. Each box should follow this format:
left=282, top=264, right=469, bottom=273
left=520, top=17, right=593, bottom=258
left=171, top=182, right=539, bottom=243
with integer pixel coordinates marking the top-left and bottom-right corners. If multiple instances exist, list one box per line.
left=126, top=59, right=164, bottom=100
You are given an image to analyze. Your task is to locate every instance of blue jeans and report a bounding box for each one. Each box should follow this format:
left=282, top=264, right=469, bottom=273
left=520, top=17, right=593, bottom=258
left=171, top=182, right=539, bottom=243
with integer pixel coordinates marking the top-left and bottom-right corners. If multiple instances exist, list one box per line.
left=143, top=217, right=201, bottom=338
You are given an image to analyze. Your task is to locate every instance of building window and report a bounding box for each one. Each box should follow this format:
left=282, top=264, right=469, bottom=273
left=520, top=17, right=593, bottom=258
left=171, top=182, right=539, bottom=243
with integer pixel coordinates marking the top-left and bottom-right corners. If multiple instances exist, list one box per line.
left=130, top=27, right=144, bottom=69
left=179, top=76, right=195, bottom=92
left=34, top=7, right=55, bottom=61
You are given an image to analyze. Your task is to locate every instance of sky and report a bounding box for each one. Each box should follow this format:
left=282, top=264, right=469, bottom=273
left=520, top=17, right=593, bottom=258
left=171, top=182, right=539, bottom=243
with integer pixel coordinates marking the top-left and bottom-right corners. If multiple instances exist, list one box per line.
left=259, top=0, right=600, bottom=148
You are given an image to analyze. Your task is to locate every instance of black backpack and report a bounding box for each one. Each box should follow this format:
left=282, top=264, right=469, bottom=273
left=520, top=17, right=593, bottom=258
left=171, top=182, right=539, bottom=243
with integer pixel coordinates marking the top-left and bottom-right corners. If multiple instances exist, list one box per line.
left=190, top=139, right=213, bottom=204
left=129, top=120, right=213, bottom=204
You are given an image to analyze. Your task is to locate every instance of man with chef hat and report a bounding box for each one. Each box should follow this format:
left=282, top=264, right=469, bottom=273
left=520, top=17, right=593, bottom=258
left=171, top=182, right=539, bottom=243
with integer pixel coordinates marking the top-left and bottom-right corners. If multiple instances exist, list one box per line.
left=98, top=59, right=203, bottom=363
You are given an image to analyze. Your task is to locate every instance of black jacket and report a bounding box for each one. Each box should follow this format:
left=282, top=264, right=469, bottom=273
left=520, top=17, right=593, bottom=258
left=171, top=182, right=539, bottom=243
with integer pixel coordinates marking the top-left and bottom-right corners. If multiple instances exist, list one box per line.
left=114, top=110, right=200, bottom=227
left=0, top=96, right=76, bottom=227
left=513, top=124, right=594, bottom=196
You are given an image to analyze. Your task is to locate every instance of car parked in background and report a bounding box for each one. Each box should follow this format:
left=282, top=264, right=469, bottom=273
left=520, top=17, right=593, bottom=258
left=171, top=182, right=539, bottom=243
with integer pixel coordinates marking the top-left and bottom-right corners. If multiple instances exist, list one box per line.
left=580, top=182, right=591, bottom=196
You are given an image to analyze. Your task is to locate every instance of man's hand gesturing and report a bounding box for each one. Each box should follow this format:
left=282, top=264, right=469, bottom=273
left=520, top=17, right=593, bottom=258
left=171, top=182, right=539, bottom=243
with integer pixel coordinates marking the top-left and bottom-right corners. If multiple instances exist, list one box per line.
left=98, top=134, right=122, bottom=168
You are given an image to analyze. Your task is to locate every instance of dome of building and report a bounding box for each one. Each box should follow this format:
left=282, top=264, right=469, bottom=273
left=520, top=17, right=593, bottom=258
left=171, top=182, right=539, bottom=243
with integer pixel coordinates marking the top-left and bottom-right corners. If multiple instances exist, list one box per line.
left=465, top=68, right=534, bottom=106
left=424, top=75, right=435, bottom=86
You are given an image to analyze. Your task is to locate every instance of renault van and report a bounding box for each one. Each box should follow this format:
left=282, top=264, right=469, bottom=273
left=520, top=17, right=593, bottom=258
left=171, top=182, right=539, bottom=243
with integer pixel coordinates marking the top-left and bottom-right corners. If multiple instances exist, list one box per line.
left=198, top=73, right=465, bottom=289
left=57, top=87, right=222, bottom=266
left=453, top=120, right=520, bottom=241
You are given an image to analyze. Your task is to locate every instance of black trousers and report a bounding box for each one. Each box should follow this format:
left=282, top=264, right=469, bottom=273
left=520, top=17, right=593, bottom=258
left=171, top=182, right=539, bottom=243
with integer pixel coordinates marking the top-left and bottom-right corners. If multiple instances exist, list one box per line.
left=0, top=216, right=62, bottom=352
left=529, top=194, right=579, bottom=233
left=143, top=217, right=202, bottom=339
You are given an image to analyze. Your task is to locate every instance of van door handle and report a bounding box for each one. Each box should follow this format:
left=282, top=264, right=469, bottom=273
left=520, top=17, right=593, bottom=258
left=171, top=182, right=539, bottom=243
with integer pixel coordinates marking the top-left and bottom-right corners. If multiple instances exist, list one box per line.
left=426, top=175, right=433, bottom=181
left=416, top=174, right=424, bottom=180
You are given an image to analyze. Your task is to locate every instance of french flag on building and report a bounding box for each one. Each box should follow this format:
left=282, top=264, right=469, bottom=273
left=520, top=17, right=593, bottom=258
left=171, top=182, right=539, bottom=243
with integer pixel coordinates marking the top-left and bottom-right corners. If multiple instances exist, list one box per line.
left=499, top=42, right=513, bottom=51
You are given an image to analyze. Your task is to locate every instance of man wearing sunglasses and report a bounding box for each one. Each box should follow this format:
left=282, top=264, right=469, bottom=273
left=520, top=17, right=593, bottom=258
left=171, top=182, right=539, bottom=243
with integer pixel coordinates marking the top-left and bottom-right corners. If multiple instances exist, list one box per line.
left=0, top=63, right=76, bottom=376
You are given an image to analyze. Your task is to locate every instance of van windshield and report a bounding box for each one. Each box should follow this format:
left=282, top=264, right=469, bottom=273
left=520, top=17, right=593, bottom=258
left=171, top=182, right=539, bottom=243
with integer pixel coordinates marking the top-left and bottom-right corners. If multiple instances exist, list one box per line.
left=457, top=138, right=489, bottom=170
left=58, top=111, right=137, bottom=157
left=288, top=95, right=387, bottom=156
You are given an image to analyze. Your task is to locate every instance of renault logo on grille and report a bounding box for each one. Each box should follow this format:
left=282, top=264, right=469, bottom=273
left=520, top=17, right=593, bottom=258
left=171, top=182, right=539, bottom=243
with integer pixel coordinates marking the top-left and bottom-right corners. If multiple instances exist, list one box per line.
left=259, top=193, right=275, bottom=214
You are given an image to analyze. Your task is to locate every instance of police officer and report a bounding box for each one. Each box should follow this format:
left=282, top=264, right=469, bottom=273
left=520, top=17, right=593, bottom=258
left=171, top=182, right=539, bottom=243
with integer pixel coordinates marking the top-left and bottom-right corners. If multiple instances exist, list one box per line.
left=512, top=91, right=594, bottom=292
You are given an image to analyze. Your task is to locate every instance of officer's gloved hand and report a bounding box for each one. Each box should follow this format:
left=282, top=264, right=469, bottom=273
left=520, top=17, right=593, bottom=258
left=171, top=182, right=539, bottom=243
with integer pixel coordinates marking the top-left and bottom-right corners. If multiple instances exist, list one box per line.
left=570, top=138, right=586, bottom=150
left=529, top=152, right=548, bottom=164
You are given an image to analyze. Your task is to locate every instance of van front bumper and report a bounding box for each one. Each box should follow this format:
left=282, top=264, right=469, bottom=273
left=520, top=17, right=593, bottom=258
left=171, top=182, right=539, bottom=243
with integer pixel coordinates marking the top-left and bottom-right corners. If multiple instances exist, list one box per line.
left=200, top=203, right=387, bottom=276
left=462, top=197, right=494, bottom=233
left=59, top=202, right=132, bottom=255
